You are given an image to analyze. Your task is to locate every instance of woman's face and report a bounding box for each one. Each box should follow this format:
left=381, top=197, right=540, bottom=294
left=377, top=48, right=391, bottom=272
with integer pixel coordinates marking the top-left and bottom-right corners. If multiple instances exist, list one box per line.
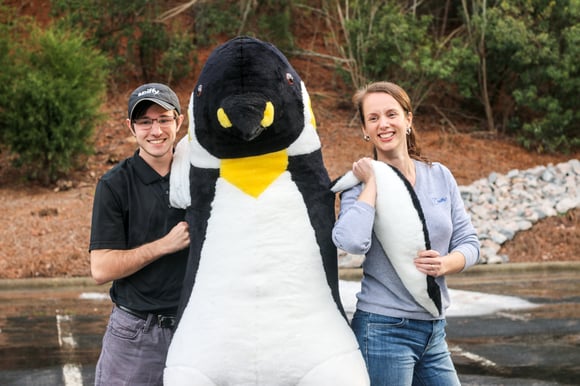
left=361, top=92, right=412, bottom=159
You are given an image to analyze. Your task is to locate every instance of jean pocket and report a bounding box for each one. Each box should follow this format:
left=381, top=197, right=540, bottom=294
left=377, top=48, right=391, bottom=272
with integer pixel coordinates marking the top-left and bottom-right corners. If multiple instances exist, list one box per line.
left=108, top=310, right=142, bottom=340
left=369, top=315, right=406, bottom=329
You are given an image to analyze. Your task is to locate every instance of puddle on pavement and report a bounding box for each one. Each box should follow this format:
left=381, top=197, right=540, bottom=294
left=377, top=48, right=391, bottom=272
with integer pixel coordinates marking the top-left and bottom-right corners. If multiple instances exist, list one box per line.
left=448, top=268, right=580, bottom=301
left=447, top=268, right=580, bottom=385
left=0, top=286, right=110, bottom=380
left=0, top=268, right=578, bottom=385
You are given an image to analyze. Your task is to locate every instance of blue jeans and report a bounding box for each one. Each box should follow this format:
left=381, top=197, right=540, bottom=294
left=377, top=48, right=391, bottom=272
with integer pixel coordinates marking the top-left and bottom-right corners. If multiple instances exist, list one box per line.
left=351, top=310, right=460, bottom=386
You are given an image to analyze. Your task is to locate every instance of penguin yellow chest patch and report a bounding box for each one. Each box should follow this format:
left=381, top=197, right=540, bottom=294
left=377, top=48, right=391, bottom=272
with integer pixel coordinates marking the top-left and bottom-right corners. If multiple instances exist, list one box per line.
left=220, top=150, right=288, bottom=198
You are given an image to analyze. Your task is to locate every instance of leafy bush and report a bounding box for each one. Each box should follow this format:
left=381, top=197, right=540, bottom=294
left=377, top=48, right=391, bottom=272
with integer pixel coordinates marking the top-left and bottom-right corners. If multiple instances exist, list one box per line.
left=1, top=23, right=109, bottom=184
left=51, top=0, right=298, bottom=83
left=324, top=0, right=474, bottom=110
left=326, top=0, right=578, bottom=152
left=0, top=5, right=26, bottom=130
left=254, top=0, right=294, bottom=51
left=52, top=0, right=197, bottom=84
left=5, top=0, right=577, bottom=159
left=458, top=0, right=579, bottom=152
left=187, top=0, right=240, bottom=46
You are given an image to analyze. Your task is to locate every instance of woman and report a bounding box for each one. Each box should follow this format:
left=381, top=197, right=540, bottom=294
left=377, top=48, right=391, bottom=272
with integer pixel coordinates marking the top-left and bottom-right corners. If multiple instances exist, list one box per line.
left=332, top=81, right=480, bottom=385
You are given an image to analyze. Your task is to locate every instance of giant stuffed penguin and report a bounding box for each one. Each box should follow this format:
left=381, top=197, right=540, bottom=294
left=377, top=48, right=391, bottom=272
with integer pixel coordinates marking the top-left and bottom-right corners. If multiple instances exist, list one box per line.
left=166, top=36, right=369, bottom=385
left=331, top=161, right=442, bottom=317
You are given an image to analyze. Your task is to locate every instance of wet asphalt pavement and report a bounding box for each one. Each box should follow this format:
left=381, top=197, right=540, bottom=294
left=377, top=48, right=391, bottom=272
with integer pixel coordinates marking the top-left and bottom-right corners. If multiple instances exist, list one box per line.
left=444, top=263, right=579, bottom=386
left=0, top=262, right=578, bottom=386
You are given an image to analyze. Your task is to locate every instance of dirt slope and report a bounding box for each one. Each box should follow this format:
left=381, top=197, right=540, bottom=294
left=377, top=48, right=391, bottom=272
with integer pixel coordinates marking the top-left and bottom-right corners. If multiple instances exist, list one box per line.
left=0, top=6, right=578, bottom=279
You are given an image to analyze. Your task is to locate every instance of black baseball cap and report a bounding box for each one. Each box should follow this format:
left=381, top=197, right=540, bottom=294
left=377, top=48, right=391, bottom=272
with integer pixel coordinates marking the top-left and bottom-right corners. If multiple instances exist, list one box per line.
left=128, top=83, right=181, bottom=120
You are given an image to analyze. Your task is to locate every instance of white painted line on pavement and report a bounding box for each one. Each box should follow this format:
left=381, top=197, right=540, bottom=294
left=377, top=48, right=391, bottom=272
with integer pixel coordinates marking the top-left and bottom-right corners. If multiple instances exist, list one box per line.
left=62, top=363, right=83, bottom=385
left=449, top=345, right=499, bottom=369
left=56, top=314, right=77, bottom=349
left=79, top=292, right=109, bottom=300
left=56, top=313, right=83, bottom=386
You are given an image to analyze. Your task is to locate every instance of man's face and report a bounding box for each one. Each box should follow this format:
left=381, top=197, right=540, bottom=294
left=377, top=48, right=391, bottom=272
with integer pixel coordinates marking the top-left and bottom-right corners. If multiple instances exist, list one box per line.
left=128, top=103, right=183, bottom=164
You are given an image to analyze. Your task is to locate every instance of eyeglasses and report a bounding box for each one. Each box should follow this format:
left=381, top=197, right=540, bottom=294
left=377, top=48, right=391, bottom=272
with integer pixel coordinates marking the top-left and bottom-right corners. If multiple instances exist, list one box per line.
left=132, top=117, right=176, bottom=129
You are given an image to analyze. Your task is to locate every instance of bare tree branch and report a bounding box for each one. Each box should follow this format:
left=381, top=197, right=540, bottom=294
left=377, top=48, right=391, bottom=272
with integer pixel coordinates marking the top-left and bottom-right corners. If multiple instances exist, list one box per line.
left=157, top=0, right=202, bottom=22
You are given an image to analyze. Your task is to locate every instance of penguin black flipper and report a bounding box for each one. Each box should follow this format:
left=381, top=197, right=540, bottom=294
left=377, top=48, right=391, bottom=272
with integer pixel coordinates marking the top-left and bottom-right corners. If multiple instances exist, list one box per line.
left=176, top=166, right=219, bottom=324
left=288, top=150, right=346, bottom=318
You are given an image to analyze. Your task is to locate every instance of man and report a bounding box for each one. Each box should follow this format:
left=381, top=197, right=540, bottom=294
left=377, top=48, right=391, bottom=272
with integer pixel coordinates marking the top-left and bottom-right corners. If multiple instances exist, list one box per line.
left=89, top=83, right=190, bottom=385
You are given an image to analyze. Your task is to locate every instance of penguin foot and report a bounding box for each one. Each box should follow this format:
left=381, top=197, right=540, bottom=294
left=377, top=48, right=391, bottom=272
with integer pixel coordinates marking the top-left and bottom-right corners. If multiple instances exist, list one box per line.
left=164, top=366, right=216, bottom=386
left=297, top=350, right=370, bottom=386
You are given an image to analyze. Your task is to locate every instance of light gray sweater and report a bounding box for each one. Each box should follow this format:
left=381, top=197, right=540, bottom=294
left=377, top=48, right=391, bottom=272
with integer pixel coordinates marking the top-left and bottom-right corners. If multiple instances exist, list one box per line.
left=332, top=160, right=480, bottom=320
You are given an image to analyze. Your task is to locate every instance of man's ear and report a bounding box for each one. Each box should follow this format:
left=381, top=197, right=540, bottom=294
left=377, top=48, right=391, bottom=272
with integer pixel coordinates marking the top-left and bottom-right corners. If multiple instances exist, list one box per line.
left=125, top=118, right=136, bottom=136
left=176, top=114, right=185, bottom=133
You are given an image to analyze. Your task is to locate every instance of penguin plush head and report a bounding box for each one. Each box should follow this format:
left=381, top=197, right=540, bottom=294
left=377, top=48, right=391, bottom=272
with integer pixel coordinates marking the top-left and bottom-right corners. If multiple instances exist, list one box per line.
left=170, top=35, right=322, bottom=205
left=192, top=36, right=306, bottom=159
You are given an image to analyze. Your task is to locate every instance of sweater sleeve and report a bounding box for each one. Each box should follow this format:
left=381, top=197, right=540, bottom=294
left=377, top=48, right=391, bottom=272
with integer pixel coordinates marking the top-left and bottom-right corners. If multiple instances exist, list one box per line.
left=446, top=168, right=480, bottom=269
left=332, top=184, right=376, bottom=255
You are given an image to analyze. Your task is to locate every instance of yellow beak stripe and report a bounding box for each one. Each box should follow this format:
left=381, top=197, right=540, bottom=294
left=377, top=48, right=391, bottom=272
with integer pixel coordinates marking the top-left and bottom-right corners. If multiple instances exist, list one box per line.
left=217, top=107, right=233, bottom=128
left=220, top=150, right=288, bottom=198
left=218, top=102, right=274, bottom=129
left=261, top=101, right=274, bottom=127
left=307, top=95, right=316, bottom=129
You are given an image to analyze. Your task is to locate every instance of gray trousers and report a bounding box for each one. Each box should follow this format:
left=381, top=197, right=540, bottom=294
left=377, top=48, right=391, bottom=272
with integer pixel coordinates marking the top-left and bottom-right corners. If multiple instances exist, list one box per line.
left=94, top=306, right=174, bottom=386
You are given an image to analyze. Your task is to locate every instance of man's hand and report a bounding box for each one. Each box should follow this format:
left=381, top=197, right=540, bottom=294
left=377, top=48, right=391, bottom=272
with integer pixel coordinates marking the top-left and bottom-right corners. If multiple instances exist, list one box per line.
left=162, top=221, right=190, bottom=255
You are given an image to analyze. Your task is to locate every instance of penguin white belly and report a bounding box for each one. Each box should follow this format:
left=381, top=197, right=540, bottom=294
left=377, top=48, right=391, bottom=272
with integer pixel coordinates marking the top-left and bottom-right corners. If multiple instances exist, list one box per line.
left=165, top=171, right=367, bottom=385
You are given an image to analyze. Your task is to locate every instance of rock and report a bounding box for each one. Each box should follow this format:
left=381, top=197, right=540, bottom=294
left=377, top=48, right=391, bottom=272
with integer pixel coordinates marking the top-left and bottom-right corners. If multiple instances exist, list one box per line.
left=556, top=197, right=577, bottom=213
left=458, top=159, right=579, bottom=265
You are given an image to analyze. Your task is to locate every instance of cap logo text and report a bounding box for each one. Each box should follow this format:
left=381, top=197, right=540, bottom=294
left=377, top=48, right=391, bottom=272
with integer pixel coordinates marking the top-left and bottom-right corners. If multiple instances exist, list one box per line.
left=138, top=88, right=160, bottom=97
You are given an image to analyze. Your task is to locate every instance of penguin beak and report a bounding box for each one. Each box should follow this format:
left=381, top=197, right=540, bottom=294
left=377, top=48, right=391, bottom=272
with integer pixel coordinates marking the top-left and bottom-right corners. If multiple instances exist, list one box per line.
left=217, top=95, right=275, bottom=141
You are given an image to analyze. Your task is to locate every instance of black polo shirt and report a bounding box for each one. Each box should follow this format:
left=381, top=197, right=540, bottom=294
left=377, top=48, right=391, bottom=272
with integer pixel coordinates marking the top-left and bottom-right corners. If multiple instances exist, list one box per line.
left=89, top=150, right=188, bottom=314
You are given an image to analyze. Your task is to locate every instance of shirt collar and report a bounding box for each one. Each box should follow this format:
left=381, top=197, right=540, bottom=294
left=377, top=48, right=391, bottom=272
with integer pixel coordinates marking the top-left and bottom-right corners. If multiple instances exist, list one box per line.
left=133, top=150, right=168, bottom=184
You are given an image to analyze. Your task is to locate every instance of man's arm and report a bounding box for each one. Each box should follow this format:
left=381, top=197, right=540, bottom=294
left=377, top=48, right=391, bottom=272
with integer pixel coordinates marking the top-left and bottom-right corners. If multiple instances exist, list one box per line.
left=90, top=221, right=190, bottom=285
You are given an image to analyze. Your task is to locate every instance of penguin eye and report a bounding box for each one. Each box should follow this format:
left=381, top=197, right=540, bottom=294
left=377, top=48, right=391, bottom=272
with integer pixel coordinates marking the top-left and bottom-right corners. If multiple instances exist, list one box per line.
left=196, top=84, right=203, bottom=96
left=286, top=73, right=294, bottom=85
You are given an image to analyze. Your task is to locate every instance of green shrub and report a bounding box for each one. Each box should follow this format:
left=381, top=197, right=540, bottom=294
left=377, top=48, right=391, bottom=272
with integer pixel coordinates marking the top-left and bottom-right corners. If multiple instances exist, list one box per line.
left=187, top=0, right=240, bottom=46
left=52, top=0, right=199, bottom=84
left=2, top=23, right=109, bottom=184
left=254, top=0, right=294, bottom=51
left=459, top=0, right=579, bottom=152
left=326, top=0, right=473, bottom=110
left=326, top=0, right=578, bottom=152
left=0, top=5, right=25, bottom=131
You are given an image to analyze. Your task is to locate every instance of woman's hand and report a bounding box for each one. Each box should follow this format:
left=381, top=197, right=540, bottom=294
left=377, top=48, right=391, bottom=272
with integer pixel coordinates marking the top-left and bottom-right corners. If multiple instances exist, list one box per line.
left=415, top=250, right=467, bottom=277
left=353, top=157, right=377, bottom=207
left=415, top=249, right=443, bottom=277
left=352, top=157, right=375, bottom=184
